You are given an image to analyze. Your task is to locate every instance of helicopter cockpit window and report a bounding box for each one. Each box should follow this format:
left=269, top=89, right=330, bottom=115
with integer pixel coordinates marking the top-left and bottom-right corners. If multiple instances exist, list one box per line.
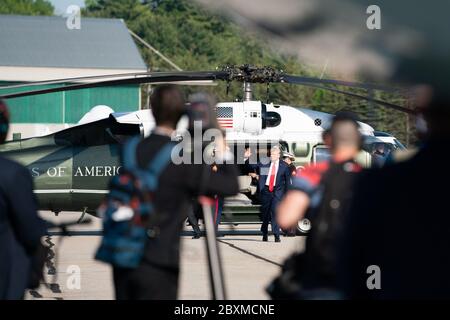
left=54, top=117, right=141, bottom=146
left=363, top=141, right=396, bottom=156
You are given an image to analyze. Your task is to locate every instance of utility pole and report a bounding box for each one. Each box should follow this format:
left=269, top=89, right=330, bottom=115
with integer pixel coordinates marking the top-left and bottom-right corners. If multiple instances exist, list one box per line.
left=128, top=28, right=182, bottom=110
left=128, top=29, right=182, bottom=71
left=406, top=94, right=411, bottom=147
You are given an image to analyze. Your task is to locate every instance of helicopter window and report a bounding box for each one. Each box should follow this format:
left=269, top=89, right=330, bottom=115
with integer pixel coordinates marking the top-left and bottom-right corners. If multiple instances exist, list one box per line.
left=279, top=141, right=289, bottom=153
left=292, top=142, right=310, bottom=157
left=313, top=146, right=331, bottom=163
left=374, top=131, right=391, bottom=137
left=261, top=104, right=267, bottom=129
left=54, top=117, right=141, bottom=146
left=363, top=142, right=396, bottom=156
left=265, top=111, right=281, bottom=127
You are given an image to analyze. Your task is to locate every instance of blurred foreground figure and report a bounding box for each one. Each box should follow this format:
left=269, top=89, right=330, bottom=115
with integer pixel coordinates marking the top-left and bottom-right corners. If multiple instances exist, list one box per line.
left=211, top=163, right=225, bottom=235
left=0, top=100, right=47, bottom=300
left=272, top=112, right=362, bottom=299
left=281, top=151, right=297, bottom=237
left=100, top=86, right=239, bottom=300
left=338, top=87, right=450, bottom=299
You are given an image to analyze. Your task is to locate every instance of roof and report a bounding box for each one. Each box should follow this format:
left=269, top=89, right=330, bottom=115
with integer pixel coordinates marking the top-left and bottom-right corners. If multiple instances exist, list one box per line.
left=0, top=15, right=147, bottom=70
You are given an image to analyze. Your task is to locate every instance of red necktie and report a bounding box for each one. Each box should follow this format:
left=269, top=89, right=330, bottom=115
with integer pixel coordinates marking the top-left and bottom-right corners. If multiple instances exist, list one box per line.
left=269, top=162, right=277, bottom=192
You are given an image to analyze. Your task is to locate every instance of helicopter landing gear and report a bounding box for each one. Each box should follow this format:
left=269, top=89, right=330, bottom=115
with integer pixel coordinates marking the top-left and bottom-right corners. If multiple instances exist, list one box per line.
left=77, top=207, right=88, bottom=224
left=296, top=218, right=311, bottom=235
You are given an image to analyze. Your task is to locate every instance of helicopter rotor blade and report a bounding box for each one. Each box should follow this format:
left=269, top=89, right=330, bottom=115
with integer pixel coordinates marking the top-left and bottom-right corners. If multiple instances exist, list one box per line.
left=0, top=71, right=228, bottom=100
left=284, top=81, right=415, bottom=115
left=282, top=74, right=401, bottom=92
left=0, top=64, right=411, bottom=114
left=0, top=72, right=154, bottom=90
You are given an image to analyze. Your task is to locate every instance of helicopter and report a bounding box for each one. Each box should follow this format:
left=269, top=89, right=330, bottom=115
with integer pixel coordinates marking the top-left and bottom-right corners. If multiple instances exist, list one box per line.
left=0, top=65, right=413, bottom=231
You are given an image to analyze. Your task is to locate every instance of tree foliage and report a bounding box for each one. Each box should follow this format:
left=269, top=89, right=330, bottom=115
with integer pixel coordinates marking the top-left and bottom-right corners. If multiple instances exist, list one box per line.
left=0, top=0, right=54, bottom=16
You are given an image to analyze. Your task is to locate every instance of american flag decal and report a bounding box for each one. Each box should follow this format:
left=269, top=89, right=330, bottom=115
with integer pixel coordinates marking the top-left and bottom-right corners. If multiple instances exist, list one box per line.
left=216, top=106, right=234, bottom=128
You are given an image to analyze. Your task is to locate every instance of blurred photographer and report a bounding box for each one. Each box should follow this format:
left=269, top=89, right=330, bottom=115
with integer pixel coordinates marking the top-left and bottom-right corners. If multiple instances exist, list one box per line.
left=0, top=100, right=47, bottom=300
left=271, top=112, right=362, bottom=299
left=108, top=86, right=239, bottom=300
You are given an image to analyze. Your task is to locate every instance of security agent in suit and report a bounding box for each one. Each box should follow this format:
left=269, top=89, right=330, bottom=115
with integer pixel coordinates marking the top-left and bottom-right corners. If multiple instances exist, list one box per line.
left=112, top=86, right=239, bottom=300
left=0, top=100, right=47, bottom=299
left=246, top=145, right=291, bottom=242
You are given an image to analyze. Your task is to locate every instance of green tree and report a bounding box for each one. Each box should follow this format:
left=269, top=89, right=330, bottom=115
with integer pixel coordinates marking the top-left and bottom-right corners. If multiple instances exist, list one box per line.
left=0, top=0, right=54, bottom=15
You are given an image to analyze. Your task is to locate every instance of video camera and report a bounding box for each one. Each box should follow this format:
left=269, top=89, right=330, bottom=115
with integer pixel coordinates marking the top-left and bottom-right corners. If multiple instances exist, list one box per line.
left=180, top=93, right=228, bottom=166
left=185, top=93, right=222, bottom=133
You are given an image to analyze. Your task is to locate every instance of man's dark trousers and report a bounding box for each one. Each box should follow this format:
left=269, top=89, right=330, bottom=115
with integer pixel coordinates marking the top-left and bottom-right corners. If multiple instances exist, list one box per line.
left=260, top=186, right=281, bottom=238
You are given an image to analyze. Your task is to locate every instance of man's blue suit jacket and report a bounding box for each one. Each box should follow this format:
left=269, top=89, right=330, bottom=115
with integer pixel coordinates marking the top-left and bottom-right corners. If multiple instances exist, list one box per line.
left=248, top=160, right=291, bottom=200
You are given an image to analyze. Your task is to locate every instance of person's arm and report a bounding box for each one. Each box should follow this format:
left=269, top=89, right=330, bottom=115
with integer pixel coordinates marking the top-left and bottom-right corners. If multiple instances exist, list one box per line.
left=246, top=162, right=258, bottom=172
left=277, top=164, right=323, bottom=229
left=243, top=147, right=259, bottom=173
left=248, top=169, right=258, bottom=180
left=5, top=165, right=47, bottom=254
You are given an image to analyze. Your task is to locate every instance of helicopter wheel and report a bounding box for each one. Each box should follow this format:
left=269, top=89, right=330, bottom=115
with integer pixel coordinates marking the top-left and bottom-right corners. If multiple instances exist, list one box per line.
left=296, top=218, right=311, bottom=235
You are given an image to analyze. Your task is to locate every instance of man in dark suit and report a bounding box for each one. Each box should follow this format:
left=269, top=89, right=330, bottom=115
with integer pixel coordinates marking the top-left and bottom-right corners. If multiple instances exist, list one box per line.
left=247, top=145, right=291, bottom=242
left=0, top=100, right=47, bottom=299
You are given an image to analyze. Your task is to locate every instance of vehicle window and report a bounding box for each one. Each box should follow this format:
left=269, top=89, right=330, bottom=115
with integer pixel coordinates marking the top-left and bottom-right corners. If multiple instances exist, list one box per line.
left=279, top=140, right=289, bottom=153
left=313, top=146, right=331, bottom=163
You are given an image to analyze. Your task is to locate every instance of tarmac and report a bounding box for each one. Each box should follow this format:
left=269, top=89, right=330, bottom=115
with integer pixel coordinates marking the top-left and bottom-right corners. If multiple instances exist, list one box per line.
left=26, top=211, right=305, bottom=300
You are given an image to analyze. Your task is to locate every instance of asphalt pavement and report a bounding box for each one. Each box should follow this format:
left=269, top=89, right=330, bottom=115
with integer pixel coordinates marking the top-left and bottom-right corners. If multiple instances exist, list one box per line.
left=26, top=211, right=305, bottom=300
